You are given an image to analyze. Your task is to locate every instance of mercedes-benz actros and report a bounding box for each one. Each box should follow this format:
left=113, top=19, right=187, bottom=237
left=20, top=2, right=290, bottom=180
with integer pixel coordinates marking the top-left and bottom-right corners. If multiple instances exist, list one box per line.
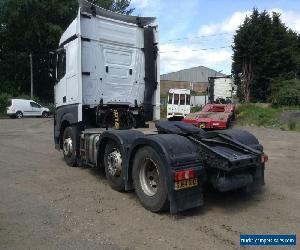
left=50, top=0, right=267, bottom=213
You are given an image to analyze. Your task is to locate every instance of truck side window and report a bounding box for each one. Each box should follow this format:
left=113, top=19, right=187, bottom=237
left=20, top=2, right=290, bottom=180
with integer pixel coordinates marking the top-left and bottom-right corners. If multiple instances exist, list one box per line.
left=180, top=94, right=185, bottom=105
left=174, top=94, right=179, bottom=105
left=57, top=50, right=66, bottom=81
left=168, top=93, right=173, bottom=104
left=186, top=95, right=190, bottom=105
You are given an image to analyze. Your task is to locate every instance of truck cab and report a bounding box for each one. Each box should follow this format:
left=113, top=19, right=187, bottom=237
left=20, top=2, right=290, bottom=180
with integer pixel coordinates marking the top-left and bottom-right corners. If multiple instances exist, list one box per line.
left=49, top=0, right=160, bottom=149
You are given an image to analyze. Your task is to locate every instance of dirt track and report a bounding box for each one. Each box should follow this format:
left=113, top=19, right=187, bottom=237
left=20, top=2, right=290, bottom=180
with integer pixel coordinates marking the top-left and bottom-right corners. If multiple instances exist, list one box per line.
left=0, top=118, right=299, bottom=249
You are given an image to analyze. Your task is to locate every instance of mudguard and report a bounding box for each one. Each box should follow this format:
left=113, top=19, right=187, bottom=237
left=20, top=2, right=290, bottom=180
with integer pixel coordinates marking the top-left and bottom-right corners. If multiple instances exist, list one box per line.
left=129, top=134, right=206, bottom=213
left=97, top=129, right=145, bottom=170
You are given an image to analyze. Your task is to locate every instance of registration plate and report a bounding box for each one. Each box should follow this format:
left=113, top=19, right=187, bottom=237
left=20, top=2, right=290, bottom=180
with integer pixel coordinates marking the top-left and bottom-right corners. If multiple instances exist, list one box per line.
left=175, top=178, right=198, bottom=190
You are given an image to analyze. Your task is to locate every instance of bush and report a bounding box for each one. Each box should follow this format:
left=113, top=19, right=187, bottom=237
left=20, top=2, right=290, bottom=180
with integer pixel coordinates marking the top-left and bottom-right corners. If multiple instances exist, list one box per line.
left=191, top=105, right=202, bottom=113
left=269, top=79, right=300, bottom=106
left=236, top=103, right=282, bottom=127
left=0, top=93, right=12, bottom=116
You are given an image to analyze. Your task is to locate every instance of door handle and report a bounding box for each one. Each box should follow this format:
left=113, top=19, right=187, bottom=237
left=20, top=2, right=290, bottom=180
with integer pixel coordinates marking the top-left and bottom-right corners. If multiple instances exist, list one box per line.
left=106, top=66, right=108, bottom=73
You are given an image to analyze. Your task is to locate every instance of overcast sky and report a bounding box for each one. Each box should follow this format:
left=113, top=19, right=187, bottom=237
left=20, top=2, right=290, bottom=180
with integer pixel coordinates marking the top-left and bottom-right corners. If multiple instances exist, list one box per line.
left=130, top=0, right=300, bottom=75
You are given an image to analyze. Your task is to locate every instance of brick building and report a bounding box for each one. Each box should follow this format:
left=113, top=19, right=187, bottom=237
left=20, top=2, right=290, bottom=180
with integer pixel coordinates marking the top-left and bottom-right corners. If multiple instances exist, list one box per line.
left=160, top=66, right=225, bottom=94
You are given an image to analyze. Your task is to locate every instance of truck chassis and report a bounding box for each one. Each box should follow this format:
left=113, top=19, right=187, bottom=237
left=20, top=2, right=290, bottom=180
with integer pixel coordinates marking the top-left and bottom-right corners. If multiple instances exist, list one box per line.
left=59, top=121, right=267, bottom=213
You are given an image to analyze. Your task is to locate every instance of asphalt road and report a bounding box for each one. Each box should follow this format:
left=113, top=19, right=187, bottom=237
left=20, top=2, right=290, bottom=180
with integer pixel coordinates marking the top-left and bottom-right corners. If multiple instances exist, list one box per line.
left=0, top=118, right=299, bottom=249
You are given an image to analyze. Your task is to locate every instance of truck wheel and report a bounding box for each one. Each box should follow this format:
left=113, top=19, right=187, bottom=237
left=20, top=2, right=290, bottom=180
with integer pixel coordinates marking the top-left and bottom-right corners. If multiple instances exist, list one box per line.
left=16, top=111, right=23, bottom=119
left=132, top=146, right=169, bottom=212
left=104, top=141, right=125, bottom=191
left=62, top=126, right=78, bottom=167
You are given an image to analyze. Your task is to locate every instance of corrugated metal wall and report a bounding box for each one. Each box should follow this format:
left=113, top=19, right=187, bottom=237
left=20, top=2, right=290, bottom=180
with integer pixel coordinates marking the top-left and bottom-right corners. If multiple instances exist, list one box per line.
left=161, top=66, right=225, bottom=83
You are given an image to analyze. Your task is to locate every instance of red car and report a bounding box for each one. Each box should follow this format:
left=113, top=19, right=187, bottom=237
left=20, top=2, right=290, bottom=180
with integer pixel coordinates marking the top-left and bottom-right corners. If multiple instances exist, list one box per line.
left=182, top=104, right=235, bottom=129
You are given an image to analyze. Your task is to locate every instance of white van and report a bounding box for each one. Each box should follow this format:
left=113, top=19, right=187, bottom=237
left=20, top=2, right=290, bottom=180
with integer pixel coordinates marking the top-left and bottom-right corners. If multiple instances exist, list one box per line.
left=6, top=99, right=50, bottom=118
left=167, top=89, right=191, bottom=120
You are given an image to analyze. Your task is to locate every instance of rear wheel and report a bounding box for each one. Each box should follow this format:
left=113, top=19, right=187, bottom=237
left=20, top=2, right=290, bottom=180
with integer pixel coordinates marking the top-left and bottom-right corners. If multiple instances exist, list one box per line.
left=62, top=126, right=79, bottom=167
left=16, top=111, right=23, bottom=119
left=104, top=141, right=125, bottom=191
left=42, top=111, right=49, bottom=118
left=132, top=146, right=169, bottom=212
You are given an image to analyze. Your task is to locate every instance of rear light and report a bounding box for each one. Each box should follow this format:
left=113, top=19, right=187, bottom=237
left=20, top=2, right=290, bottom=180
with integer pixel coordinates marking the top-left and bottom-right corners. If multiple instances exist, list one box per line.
left=261, top=154, right=268, bottom=163
left=174, top=169, right=196, bottom=181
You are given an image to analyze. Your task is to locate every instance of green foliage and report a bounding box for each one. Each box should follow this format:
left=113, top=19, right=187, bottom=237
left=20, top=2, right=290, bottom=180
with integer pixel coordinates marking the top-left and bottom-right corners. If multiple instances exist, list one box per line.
left=160, top=105, right=167, bottom=119
left=268, top=79, right=300, bottom=106
left=0, top=93, right=12, bottom=115
left=191, top=105, right=202, bottom=113
left=0, top=0, right=133, bottom=102
left=236, top=103, right=300, bottom=131
left=232, top=9, right=300, bottom=103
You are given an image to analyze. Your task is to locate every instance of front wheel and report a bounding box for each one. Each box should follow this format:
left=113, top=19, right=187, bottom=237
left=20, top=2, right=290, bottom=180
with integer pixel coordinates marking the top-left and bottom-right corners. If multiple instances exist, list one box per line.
left=62, top=126, right=79, bottom=167
left=132, top=146, right=169, bottom=212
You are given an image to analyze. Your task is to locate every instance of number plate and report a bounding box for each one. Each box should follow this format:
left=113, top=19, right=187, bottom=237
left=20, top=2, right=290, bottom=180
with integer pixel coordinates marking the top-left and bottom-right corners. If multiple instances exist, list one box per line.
left=175, top=178, right=198, bottom=190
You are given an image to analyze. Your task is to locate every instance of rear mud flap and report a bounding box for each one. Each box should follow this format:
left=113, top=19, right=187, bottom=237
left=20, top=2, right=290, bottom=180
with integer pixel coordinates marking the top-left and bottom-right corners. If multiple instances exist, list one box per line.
left=169, top=186, right=204, bottom=213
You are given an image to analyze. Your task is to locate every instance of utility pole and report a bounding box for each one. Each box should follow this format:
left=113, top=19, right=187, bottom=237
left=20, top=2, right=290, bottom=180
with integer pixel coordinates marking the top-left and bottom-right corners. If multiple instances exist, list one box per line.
left=29, top=53, right=33, bottom=99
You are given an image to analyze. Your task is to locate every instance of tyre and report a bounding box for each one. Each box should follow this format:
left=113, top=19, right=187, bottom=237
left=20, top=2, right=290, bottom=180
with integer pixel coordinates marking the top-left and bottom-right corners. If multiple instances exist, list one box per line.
left=132, top=146, right=169, bottom=212
left=16, top=111, right=23, bottom=119
left=62, top=126, right=79, bottom=167
left=42, top=111, right=49, bottom=118
left=104, top=141, right=125, bottom=191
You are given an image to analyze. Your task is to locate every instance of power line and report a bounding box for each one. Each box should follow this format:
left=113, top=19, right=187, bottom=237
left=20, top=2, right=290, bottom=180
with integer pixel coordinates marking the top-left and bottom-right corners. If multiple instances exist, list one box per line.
left=162, top=32, right=232, bottom=43
left=160, top=45, right=232, bottom=53
left=161, top=36, right=234, bottom=45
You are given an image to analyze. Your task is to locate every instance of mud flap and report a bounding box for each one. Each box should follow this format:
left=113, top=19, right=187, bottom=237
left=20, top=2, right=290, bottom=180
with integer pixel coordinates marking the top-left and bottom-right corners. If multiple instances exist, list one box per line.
left=169, top=185, right=204, bottom=213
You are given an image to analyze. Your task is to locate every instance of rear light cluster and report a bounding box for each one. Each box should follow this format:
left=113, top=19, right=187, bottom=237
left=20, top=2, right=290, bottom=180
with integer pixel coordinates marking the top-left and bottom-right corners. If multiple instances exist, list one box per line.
left=174, top=169, right=196, bottom=181
left=261, top=154, right=268, bottom=163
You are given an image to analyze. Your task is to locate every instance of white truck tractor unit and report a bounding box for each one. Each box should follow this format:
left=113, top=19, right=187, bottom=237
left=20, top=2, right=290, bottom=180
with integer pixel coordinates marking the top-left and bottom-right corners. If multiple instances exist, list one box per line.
left=208, top=76, right=236, bottom=103
left=50, top=1, right=267, bottom=214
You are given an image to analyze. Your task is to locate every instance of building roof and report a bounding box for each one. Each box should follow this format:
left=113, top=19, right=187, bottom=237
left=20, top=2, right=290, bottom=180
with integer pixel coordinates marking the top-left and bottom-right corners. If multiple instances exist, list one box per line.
left=160, top=66, right=226, bottom=83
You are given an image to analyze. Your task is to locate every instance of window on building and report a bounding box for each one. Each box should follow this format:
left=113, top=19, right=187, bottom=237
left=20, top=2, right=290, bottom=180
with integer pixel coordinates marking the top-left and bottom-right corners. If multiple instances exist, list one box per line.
left=168, top=93, right=173, bottom=104
left=174, top=94, right=179, bottom=105
left=180, top=94, right=185, bottom=105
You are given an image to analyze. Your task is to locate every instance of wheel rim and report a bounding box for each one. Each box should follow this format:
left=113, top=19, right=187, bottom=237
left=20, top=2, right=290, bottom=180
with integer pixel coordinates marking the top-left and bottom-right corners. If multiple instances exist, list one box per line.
left=63, top=137, right=73, bottom=156
left=107, top=149, right=122, bottom=177
left=17, top=112, right=22, bottom=118
left=139, top=158, right=159, bottom=197
left=43, top=112, right=48, bottom=117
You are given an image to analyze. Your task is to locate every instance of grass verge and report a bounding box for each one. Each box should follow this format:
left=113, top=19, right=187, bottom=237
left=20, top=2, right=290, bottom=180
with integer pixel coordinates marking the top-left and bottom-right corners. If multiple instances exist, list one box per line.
left=236, top=103, right=300, bottom=131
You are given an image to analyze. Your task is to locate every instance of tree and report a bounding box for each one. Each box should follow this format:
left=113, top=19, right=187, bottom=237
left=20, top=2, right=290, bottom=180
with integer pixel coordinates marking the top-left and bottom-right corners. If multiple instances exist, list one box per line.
left=232, top=9, right=300, bottom=102
left=0, top=0, right=133, bottom=102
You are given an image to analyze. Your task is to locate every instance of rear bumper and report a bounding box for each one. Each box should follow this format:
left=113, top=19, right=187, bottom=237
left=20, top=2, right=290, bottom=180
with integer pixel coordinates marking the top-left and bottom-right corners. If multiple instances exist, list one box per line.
left=6, top=111, right=15, bottom=116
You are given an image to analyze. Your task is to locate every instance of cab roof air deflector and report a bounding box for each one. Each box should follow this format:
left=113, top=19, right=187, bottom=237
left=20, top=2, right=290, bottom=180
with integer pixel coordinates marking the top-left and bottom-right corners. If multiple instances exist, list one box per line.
left=79, top=0, right=156, bottom=26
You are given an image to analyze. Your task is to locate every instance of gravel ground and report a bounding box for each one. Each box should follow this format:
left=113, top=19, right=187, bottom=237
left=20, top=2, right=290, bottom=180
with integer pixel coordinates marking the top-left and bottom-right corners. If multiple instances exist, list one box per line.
left=0, top=118, right=299, bottom=249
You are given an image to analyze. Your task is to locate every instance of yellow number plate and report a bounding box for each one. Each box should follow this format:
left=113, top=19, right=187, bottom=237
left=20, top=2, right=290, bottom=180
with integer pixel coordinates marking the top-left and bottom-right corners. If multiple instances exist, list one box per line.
left=175, top=178, right=198, bottom=190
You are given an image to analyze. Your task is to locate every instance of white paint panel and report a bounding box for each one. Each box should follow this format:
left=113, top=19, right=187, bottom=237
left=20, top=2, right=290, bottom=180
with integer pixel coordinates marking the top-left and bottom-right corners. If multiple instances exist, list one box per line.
left=81, top=16, right=144, bottom=48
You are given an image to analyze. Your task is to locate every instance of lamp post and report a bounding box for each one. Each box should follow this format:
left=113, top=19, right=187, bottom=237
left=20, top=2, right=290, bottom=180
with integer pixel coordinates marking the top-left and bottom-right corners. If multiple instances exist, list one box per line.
left=29, top=53, right=33, bottom=99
